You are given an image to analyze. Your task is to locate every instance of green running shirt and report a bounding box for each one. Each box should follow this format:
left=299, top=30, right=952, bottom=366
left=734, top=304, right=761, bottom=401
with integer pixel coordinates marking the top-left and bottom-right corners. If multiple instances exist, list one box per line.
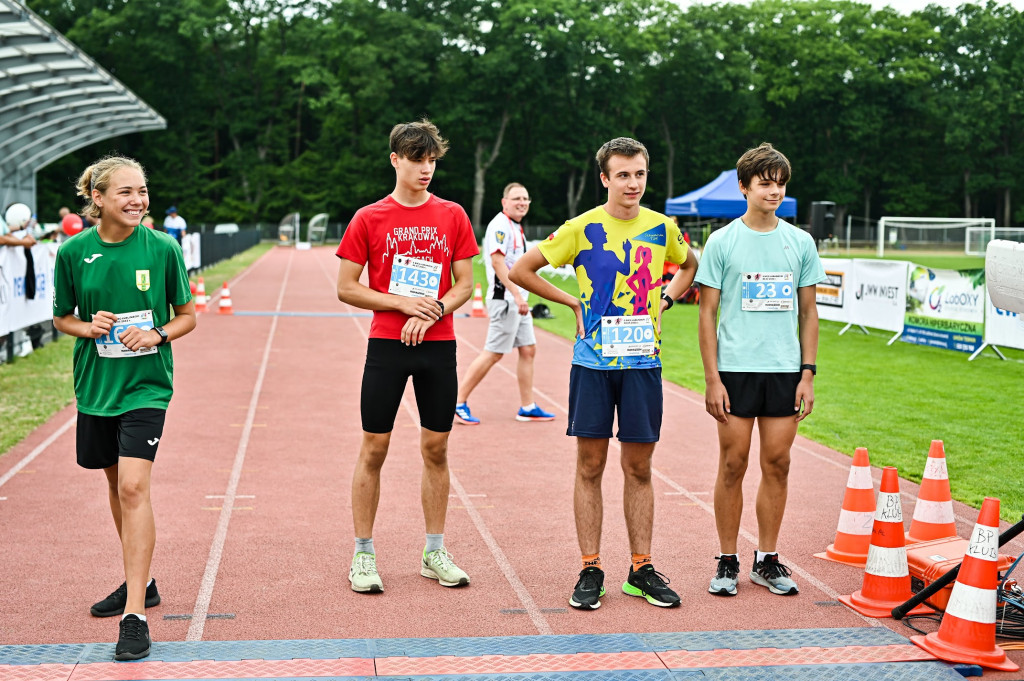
left=53, top=226, right=192, bottom=416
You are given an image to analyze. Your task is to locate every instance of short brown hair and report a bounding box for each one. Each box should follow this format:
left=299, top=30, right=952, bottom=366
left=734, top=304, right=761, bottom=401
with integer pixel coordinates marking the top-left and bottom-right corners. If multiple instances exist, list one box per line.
left=502, top=182, right=527, bottom=198
left=389, top=119, right=449, bottom=160
left=76, top=155, right=147, bottom=219
left=736, top=142, right=791, bottom=189
left=595, top=137, right=649, bottom=177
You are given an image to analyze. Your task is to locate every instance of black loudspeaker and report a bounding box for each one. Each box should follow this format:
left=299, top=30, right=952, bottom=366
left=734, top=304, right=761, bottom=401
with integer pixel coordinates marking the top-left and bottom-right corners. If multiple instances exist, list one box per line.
left=810, top=201, right=836, bottom=241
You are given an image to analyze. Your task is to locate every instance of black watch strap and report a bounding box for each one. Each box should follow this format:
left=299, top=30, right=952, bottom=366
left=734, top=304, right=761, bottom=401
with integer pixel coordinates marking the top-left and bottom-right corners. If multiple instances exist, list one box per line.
left=800, top=363, right=816, bottom=376
left=661, top=292, right=674, bottom=310
left=155, top=326, right=168, bottom=346
left=436, top=300, right=445, bottom=316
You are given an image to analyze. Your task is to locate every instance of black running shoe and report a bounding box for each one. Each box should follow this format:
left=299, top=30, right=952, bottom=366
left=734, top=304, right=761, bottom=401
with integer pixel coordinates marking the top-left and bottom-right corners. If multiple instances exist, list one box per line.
left=91, top=580, right=161, bottom=618
left=750, top=552, right=799, bottom=595
left=569, top=566, right=605, bottom=610
left=622, top=564, right=680, bottom=607
left=114, top=614, right=151, bottom=661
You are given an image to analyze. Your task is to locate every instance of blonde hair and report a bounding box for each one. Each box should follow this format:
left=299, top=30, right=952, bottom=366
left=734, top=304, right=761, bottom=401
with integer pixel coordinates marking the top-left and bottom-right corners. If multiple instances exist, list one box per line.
left=76, top=155, right=147, bottom=219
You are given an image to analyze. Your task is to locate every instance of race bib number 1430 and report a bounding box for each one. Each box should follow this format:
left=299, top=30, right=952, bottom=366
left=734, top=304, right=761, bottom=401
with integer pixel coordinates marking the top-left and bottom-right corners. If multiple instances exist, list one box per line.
left=389, top=256, right=442, bottom=299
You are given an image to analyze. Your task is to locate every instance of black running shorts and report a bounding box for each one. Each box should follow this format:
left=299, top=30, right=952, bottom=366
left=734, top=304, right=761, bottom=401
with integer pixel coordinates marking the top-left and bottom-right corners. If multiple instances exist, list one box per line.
left=360, top=339, right=458, bottom=434
left=717, top=371, right=802, bottom=418
left=76, top=408, right=167, bottom=469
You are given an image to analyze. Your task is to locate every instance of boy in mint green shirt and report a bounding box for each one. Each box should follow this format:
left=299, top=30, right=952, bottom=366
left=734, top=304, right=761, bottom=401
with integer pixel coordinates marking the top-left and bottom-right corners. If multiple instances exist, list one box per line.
left=696, top=143, right=825, bottom=600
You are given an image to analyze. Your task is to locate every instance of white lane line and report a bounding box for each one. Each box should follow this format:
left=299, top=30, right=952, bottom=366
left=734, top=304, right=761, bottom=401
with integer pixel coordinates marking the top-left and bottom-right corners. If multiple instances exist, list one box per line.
left=317, top=253, right=553, bottom=636
left=0, top=415, right=75, bottom=491
left=187, top=248, right=294, bottom=641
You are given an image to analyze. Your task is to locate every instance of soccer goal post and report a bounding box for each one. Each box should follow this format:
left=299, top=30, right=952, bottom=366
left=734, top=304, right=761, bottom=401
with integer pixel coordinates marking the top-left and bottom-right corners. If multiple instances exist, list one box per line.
left=966, top=226, right=1024, bottom=256
left=876, top=216, right=995, bottom=257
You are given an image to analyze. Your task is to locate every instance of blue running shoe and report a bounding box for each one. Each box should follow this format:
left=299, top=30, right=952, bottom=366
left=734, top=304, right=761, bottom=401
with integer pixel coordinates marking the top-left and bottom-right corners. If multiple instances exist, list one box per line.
left=454, top=403, right=480, bottom=425
left=516, top=404, right=555, bottom=422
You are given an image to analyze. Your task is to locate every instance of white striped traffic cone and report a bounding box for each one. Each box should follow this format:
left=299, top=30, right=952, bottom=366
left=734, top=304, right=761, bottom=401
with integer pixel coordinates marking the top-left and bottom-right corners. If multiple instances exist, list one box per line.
left=906, top=440, right=957, bottom=543
left=194, top=277, right=208, bottom=313
left=218, top=282, right=234, bottom=315
left=911, top=497, right=1018, bottom=671
left=815, top=447, right=875, bottom=566
left=839, top=467, right=932, bottom=618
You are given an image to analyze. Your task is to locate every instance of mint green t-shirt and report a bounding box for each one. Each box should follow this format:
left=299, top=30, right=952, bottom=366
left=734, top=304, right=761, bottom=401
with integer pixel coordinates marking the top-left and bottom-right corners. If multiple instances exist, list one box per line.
left=52, top=226, right=192, bottom=416
left=694, top=218, right=825, bottom=372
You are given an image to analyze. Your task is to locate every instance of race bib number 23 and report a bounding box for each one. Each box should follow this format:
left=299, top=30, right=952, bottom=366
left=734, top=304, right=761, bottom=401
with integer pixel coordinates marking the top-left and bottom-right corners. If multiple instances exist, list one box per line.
left=741, top=272, right=794, bottom=311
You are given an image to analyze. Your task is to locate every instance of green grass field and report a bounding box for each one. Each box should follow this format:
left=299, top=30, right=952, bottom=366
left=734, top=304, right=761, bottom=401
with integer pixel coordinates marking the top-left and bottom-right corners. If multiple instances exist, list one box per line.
left=480, top=252, right=1024, bottom=522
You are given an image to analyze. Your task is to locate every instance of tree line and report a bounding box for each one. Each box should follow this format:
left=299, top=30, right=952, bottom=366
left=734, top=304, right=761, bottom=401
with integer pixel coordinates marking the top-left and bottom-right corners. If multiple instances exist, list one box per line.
left=27, top=0, right=1024, bottom=233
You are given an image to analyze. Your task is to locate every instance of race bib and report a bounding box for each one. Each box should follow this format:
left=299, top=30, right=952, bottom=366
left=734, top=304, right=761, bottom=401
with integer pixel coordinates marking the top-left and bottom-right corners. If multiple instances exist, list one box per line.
left=741, top=272, right=794, bottom=311
left=95, top=310, right=158, bottom=359
left=600, top=316, right=656, bottom=357
left=388, top=255, right=442, bottom=298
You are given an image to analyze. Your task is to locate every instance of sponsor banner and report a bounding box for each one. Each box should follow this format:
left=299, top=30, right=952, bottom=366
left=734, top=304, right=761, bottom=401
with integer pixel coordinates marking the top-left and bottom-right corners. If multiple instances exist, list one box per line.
left=815, top=258, right=851, bottom=323
left=850, top=259, right=909, bottom=333
left=903, top=266, right=985, bottom=353
left=0, top=242, right=58, bottom=336
left=985, top=289, right=1024, bottom=352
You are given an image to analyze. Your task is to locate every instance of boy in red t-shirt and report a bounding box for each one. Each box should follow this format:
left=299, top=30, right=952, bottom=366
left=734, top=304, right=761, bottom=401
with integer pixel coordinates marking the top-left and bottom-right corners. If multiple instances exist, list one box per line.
left=336, top=120, right=479, bottom=594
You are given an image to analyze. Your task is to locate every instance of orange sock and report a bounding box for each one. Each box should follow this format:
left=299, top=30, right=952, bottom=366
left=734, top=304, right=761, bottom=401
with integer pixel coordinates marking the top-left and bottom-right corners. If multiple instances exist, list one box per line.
left=631, top=553, right=652, bottom=571
left=582, top=553, right=601, bottom=570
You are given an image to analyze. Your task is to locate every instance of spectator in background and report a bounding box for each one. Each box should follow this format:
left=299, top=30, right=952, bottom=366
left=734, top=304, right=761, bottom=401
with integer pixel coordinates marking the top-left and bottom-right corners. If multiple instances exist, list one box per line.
left=163, top=206, right=186, bottom=244
left=142, top=216, right=156, bottom=229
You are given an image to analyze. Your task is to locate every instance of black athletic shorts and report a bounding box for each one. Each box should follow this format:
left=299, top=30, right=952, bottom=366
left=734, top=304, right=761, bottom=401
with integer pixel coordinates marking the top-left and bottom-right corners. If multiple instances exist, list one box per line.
left=718, top=371, right=802, bottom=418
left=76, top=408, right=166, bottom=469
left=360, top=339, right=458, bottom=434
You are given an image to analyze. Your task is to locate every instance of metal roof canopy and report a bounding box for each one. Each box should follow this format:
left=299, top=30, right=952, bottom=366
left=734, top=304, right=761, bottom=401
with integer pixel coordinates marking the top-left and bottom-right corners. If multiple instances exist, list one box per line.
left=0, top=0, right=166, bottom=207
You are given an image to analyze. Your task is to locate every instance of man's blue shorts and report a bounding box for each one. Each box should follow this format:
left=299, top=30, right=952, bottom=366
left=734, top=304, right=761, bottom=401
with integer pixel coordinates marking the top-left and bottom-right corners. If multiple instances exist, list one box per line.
left=566, top=365, right=662, bottom=443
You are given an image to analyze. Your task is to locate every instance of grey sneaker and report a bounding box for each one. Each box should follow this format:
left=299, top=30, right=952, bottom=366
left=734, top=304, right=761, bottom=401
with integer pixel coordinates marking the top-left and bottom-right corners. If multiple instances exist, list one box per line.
left=349, top=552, right=383, bottom=593
left=421, top=547, right=470, bottom=587
left=750, top=552, right=799, bottom=595
left=709, top=555, right=739, bottom=596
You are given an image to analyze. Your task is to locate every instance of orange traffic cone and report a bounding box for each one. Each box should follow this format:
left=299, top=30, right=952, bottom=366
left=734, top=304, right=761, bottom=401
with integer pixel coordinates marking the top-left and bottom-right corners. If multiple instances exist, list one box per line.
left=911, top=497, right=1018, bottom=671
left=194, top=277, right=208, bottom=313
left=839, top=467, right=933, bottom=618
left=906, top=440, right=957, bottom=543
left=814, top=447, right=875, bottom=566
left=218, top=282, right=233, bottom=315
left=471, top=283, right=486, bottom=318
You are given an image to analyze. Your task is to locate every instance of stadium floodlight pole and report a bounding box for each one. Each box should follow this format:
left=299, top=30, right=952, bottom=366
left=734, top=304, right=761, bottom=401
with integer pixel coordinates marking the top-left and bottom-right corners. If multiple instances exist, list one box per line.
left=892, top=514, right=1024, bottom=620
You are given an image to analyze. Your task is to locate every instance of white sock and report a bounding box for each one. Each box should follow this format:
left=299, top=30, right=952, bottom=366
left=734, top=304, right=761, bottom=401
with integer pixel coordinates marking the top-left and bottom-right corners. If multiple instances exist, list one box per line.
left=122, top=613, right=147, bottom=622
left=756, top=550, right=777, bottom=563
left=522, top=402, right=536, bottom=410
left=146, top=578, right=153, bottom=588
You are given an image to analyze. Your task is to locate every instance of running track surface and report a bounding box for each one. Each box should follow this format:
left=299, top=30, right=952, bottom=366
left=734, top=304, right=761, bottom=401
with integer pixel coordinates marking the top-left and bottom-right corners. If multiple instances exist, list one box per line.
left=1, top=245, right=1021, bottom=680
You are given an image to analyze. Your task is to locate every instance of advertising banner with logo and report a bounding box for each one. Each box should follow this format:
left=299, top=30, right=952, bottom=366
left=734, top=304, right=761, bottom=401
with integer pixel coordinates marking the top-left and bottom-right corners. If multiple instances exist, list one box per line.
left=903, top=266, right=985, bottom=353
left=0, top=242, right=57, bottom=336
left=850, top=259, right=909, bottom=333
left=815, top=258, right=852, bottom=323
left=984, top=290, right=1024, bottom=352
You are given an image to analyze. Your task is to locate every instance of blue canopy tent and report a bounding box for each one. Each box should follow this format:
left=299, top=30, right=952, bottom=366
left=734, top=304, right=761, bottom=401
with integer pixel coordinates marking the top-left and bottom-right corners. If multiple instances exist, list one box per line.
left=664, top=170, right=797, bottom=218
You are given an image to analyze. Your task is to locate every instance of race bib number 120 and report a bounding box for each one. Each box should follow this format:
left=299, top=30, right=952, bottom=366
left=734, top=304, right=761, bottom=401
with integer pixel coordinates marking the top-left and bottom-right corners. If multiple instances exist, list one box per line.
left=95, top=310, right=158, bottom=359
left=600, top=316, right=656, bottom=357
left=389, top=256, right=442, bottom=299
left=741, top=272, right=794, bottom=311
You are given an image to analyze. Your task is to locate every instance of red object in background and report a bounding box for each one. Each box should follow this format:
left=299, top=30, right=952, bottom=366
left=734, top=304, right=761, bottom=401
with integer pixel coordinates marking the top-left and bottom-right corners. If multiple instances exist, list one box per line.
left=61, top=213, right=83, bottom=236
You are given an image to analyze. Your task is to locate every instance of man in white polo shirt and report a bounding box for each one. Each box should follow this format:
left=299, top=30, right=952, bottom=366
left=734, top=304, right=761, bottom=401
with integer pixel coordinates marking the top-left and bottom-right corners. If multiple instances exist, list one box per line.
left=455, top=183, right=554, bottom=425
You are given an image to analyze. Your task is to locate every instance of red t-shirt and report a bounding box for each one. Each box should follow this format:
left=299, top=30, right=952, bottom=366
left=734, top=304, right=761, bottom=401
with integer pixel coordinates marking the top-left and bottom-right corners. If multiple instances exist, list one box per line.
left=336, top=194, right=479, bottom=341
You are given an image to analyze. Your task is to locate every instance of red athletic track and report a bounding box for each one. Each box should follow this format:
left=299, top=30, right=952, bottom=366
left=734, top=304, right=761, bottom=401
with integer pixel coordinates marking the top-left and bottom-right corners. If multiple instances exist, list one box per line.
left=1, top=245, right=1021, bottom=677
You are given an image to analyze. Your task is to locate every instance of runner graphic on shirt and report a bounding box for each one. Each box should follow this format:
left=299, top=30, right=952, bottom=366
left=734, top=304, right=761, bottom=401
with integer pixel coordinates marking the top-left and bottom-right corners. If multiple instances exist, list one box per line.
left=624, top=245, right=659, bottom=315
left=574, top=222, right=631, bottom=321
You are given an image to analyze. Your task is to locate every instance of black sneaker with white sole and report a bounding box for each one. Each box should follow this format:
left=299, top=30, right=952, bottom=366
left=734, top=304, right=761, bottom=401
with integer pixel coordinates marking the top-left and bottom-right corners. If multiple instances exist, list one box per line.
left=114, top=614, right=151, bottom=661
left=569, top=566, right=605, bottom=610
left=91, top=579, right=161, bottom=617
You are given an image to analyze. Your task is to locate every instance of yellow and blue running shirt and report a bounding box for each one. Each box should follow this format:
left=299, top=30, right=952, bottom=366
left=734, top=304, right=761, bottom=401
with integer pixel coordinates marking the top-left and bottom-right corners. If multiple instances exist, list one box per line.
left=539, top=206, right=687, bottom=369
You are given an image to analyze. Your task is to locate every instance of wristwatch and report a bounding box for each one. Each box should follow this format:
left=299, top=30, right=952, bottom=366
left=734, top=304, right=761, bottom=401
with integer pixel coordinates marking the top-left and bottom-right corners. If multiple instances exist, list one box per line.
left=154, top=326, right=168, bottom=346
left=800, top=363, right=816, bottom=376
left=436, top=300, right=445, bottom=317
left=661, top=292, right=674, bottom=310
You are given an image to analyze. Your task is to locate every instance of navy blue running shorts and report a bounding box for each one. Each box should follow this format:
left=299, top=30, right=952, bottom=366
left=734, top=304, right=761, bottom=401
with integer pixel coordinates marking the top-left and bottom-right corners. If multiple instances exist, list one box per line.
left=566, top=365, right=662, bottom=443
left=76, top=408, right=166, bottom=469
left=718, top=371, right=802, bottom=418
left=361, top=339, right=458, bottom=434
